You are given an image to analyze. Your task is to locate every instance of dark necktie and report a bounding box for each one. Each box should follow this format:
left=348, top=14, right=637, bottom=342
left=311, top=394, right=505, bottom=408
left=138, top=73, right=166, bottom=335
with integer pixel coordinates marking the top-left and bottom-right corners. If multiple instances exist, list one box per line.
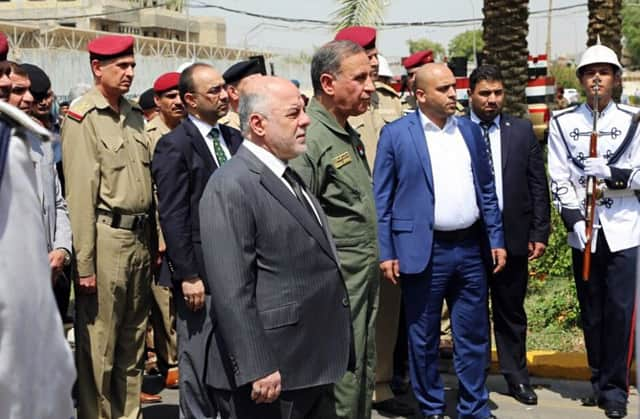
left=208, top=127, right=227, bottom=165
left=479, top=120, right=494, bottom=174
left=283, top=167, right=319, bottom=224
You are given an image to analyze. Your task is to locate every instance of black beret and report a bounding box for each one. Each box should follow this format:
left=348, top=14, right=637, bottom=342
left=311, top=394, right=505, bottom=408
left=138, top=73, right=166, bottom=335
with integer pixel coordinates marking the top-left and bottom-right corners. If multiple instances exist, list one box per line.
left=223, top=59, right=264, bottom=85
left=138, top=88, right=156, bottom=111
left=22, top=63, right=51, bottom=98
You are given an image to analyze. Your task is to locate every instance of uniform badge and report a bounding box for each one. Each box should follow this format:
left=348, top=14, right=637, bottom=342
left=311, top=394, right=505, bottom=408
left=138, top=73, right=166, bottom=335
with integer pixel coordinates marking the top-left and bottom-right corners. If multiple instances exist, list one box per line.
left=356, top=144, right=365, bottom=158
left=332, top=151, right=352, bottom=169
left=66, top=110, right=85, bottom=122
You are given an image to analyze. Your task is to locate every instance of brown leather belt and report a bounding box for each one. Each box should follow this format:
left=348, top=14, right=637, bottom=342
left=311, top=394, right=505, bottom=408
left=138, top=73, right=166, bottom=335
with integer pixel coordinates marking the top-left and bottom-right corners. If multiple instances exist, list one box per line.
left=96, top=210, right=149, bottom=231
left=434, top=221, right=480, bottom=242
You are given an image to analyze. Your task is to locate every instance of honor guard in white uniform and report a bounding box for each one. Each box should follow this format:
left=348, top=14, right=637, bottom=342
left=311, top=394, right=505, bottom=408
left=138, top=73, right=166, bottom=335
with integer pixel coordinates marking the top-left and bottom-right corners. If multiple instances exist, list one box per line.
left=548, top=43, right=640, bottom=419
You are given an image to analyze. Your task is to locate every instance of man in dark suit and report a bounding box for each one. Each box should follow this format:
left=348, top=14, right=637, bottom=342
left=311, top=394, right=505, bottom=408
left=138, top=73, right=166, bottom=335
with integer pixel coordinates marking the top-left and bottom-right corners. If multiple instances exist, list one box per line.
left=199, top=76, right=352, bottom=419
left=467, top=65, right=550, bottom=406
left=373, top=63, right=505, bottom=419
left=152, top=62, right=243, bottom=419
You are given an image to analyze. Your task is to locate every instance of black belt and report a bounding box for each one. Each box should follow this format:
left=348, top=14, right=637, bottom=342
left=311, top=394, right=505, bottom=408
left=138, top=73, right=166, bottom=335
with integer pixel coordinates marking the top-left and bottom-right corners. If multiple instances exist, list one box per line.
left=96, top=209, right=149, bottom=231
left=434, top=221, right=480, bottom=242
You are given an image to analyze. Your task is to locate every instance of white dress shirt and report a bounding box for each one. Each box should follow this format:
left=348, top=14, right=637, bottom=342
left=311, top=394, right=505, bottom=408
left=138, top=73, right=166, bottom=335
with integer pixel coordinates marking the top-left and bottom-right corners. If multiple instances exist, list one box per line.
left=189, top=115, right=231, bottom=167
left=470, top=111, right=503, bottom=210
left=243, top=141, right=322, bottom=224
left=419, top=111, right=480, bottom=230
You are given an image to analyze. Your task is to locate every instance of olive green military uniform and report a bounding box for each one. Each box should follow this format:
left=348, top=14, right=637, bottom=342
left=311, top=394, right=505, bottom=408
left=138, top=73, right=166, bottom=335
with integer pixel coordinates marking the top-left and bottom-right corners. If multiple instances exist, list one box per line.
left=291, top=98, right=379, bottom=419
left=218, top=109, right=240, bottom=131
left=62, top=87, right=155, bottom=419
left=350, top=82, right=404, bottom=403
left=144, top=115, right=178, bottom=373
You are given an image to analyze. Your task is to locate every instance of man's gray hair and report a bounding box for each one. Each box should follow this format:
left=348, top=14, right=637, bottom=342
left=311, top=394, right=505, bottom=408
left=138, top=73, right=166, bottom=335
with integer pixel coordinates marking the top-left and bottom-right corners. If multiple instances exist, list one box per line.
left=238, top=89, right=270, bottom=137
left=311, top=40, right=364, bottom=97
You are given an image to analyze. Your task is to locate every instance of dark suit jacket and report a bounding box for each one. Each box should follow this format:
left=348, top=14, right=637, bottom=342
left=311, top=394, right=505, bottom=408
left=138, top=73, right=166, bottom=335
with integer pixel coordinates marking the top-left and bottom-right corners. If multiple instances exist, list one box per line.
left=373, top=111, right=504, bottom=274
left=478, top=114, right=551, bottom=256
left=199, top=146, right=352, bottom=391
left=152, top=117, right=243, bottom=288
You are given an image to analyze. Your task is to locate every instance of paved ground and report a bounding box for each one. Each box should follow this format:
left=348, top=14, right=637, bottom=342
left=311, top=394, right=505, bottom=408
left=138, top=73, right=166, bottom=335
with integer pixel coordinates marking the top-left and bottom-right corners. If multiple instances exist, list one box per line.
left=141, top=373, right=639, bottom=419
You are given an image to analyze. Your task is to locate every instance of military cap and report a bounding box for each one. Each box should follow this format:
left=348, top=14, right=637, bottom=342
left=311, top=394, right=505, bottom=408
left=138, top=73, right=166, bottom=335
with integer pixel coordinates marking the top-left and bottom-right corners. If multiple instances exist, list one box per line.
left=0, top=33, right=8, bottom=61
left=22, top=63, right=51, bottom=99
left=138, top=88, right=156, bottom=111
left=88, top=35, right=134, bottom=61
left=335, top=26, right=376, bottom=50
left=223, top=59, right=263, bottom=85
left=153, top=72, right=180, bottom=94
left=402, top=50, right=434, bottom=70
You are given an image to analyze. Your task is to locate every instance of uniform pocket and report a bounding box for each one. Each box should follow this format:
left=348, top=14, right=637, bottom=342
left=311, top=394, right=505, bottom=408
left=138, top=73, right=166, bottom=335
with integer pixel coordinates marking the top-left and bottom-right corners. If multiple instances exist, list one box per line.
left=259, top=302, right=299, bottom=330
left=99, top=137, right=126, bottom=170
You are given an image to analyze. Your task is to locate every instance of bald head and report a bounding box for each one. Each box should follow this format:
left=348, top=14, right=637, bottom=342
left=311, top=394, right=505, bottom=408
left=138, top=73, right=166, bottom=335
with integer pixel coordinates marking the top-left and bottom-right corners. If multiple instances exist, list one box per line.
left=239, top=76, right=310, bottom=161
left=415, top=63, right=457, bottom=128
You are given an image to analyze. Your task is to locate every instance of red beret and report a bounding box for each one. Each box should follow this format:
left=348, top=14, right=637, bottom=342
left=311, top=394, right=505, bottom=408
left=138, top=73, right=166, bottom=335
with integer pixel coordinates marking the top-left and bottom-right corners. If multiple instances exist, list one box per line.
left=0, top=33, right=8, bottom=61
left=403, top=50, right=434, bottom=70
left=335, top=26, right=376, bottom=50
left=88, top=35, right=134, bottom=61
left=153, top=72, right=180, bottom=94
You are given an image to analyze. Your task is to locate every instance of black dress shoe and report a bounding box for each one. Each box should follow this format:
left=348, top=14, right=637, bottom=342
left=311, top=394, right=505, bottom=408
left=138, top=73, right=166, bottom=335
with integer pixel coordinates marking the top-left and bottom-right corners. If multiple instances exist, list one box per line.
left=372, top=398, right=415, bottom=417
left=508, top=383, right=538, bottom=405
left=604, top=406, right=627, bottom=418
left=581, top=394, right=598, bottom=406
left=426, top=415, right=445, bottom=419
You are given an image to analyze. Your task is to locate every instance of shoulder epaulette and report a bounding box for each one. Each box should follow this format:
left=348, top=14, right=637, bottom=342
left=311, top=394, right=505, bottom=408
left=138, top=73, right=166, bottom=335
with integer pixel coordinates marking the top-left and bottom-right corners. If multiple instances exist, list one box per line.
left=551, top=104, right=579, bottom=120
left=616, top=103, right=638, bottom=116
left=66, top=98, right=95, bottom=123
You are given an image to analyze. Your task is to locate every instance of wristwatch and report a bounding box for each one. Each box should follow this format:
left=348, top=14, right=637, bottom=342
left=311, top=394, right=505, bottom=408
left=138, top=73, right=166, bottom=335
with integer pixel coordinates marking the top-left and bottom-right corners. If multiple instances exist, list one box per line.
left=57, top=248, right=72, bottom=266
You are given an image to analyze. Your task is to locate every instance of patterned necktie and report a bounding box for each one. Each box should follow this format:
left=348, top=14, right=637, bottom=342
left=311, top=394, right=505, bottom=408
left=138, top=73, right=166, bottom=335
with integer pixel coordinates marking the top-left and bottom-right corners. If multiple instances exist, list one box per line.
left=283, top=167, right=320, bottom=225
left=209, top=127, right=227, bottom=165
left=479, top=120, right=494, bottom=175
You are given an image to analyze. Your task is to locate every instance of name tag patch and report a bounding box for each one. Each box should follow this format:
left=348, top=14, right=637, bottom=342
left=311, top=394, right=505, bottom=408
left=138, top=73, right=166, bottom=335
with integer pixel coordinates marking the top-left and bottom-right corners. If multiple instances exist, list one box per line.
left=333, top=152, right=352, bottom=169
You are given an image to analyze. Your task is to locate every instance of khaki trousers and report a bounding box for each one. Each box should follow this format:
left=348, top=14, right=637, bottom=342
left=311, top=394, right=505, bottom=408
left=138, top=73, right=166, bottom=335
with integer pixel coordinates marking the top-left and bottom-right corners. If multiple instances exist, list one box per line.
left=372, top=277, right=402, bottom=402
left=149, top=282, right=178, bottom=368
left=75, top=223, right=152, bottom=419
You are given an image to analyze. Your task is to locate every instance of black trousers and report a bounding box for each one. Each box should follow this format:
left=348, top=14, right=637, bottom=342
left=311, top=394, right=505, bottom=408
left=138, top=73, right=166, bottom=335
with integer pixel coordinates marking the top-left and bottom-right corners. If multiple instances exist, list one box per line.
left=209, top=384, right=336, bottom=419
left=489, top=254, right=530, bottom=386
left=572, top=233, right=637, bottom=409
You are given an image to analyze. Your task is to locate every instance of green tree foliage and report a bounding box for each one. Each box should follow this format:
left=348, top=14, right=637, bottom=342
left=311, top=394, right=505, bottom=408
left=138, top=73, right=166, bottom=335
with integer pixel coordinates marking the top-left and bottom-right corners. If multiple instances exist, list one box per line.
left=549, top=62, right=581, bottom=92
left=332, top=0, right=386, bottom=31
left=622, top=0, right=640, bottom=67
left=448, top=29, right=484, bottom=60
left=406, top=38, right=446, bottom=59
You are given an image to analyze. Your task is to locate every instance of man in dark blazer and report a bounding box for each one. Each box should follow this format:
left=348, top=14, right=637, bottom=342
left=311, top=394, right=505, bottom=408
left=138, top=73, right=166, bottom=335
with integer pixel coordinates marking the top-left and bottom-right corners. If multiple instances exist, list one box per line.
left=467, top=65, right=550, bottom=406
left=199, top=76, right=352, bottom=419
left=152, top=62, right=243, bottom=419
left=373, top=63, right=505, bottom=419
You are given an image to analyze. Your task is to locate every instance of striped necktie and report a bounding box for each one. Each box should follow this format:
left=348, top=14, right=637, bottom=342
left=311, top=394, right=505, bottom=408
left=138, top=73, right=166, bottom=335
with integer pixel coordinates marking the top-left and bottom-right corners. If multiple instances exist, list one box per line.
left=479, top=120, right=494, bottom=175
left=209, top=127, right=227, bottom=165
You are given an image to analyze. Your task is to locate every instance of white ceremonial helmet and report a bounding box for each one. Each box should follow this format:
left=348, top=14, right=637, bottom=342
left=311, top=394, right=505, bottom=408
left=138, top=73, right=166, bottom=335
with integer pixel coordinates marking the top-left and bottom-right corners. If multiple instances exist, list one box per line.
left=378, top=55, right=393, bottom=78
left=576, top=39, right=622, bottom=77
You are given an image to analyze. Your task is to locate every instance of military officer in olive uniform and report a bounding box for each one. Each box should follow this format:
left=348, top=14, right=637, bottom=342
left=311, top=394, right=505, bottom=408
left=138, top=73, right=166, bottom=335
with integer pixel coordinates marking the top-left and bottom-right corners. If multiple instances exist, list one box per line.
left=62, top=35, right=156, bottom=419
left=548, top=43, right=640, bottom=419
left=334, top=26, right=413, bottom=417
left=145, top=71, right=185, bottom=391
left=291, top=39, right=377, bottom=419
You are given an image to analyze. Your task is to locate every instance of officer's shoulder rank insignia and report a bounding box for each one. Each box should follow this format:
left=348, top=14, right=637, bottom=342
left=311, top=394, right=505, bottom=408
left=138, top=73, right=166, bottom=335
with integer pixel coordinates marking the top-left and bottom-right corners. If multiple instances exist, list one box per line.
left=66, top=101, right=92, bottom=122
left=333, top=151, right=352, bottom=169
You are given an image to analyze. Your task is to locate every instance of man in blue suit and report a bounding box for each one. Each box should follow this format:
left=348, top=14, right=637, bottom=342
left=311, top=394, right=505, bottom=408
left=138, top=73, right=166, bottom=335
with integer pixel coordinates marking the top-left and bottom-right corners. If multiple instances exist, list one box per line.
left=373, top=63, right=506, bottom=419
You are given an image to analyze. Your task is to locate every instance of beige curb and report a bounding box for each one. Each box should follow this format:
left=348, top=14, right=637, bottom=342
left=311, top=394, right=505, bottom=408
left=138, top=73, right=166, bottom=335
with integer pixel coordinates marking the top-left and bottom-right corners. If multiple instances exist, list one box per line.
left=490, top=350, right=637, bottom=383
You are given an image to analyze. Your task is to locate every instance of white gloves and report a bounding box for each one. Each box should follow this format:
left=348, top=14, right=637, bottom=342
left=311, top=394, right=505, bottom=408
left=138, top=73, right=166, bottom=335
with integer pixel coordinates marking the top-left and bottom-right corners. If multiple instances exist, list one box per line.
left=573, top=220, right=587, bottom=250
left=584, top=157, right=611, bottom=179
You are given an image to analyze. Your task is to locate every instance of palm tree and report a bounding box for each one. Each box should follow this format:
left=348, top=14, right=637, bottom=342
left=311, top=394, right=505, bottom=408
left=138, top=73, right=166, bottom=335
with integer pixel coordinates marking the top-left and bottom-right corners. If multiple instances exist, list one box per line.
left=332, top=0, right=386, bottom=31
left=482, top=0, right=530, bottom=118
left=587, top=0, right=622, bottom=53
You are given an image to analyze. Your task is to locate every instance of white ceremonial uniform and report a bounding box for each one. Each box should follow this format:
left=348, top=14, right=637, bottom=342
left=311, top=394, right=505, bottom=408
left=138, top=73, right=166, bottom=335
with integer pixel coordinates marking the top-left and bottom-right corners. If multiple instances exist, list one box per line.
left=548, top=101, right=640, bottom=252
left=0, top=100, right=76, bottom=419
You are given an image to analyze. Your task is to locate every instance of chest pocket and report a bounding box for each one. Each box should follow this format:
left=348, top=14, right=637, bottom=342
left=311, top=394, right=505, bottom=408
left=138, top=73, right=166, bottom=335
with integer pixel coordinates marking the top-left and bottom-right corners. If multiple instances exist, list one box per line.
left=100, top=136, right=126, bottom=170
left=133, top=135, right=151, bottom=166
left=324, top=163, right=361, bottom=206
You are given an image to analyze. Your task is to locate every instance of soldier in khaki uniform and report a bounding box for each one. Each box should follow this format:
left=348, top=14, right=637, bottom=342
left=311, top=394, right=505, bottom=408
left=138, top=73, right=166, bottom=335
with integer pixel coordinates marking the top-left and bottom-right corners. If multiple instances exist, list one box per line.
left=291, top=39, right=377, bottom=419
left=218, top=58, right=263, bottom=130
left=62, top=35, right=156, bottom=419
left=144, top=71, right=185, bottom=391
left=400, top=50, right=435, bottom=114
left=335, top=28, right=413, bottom=417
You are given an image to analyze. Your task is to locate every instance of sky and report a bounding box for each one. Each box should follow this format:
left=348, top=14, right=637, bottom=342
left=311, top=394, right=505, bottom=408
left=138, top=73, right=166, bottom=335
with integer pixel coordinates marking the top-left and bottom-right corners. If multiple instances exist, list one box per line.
left=191, top=0, right=589, bottom=60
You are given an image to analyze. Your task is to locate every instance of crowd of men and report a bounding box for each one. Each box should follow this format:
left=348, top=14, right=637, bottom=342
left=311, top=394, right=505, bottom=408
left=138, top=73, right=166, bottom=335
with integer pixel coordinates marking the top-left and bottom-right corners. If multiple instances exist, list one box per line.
left=0, top=23, right=638, bottom=419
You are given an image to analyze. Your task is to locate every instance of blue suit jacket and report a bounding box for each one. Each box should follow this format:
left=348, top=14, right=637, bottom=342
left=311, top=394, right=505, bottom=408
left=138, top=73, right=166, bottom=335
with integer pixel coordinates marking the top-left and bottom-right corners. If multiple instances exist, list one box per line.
left=373, top=110, right=505, bottom=274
